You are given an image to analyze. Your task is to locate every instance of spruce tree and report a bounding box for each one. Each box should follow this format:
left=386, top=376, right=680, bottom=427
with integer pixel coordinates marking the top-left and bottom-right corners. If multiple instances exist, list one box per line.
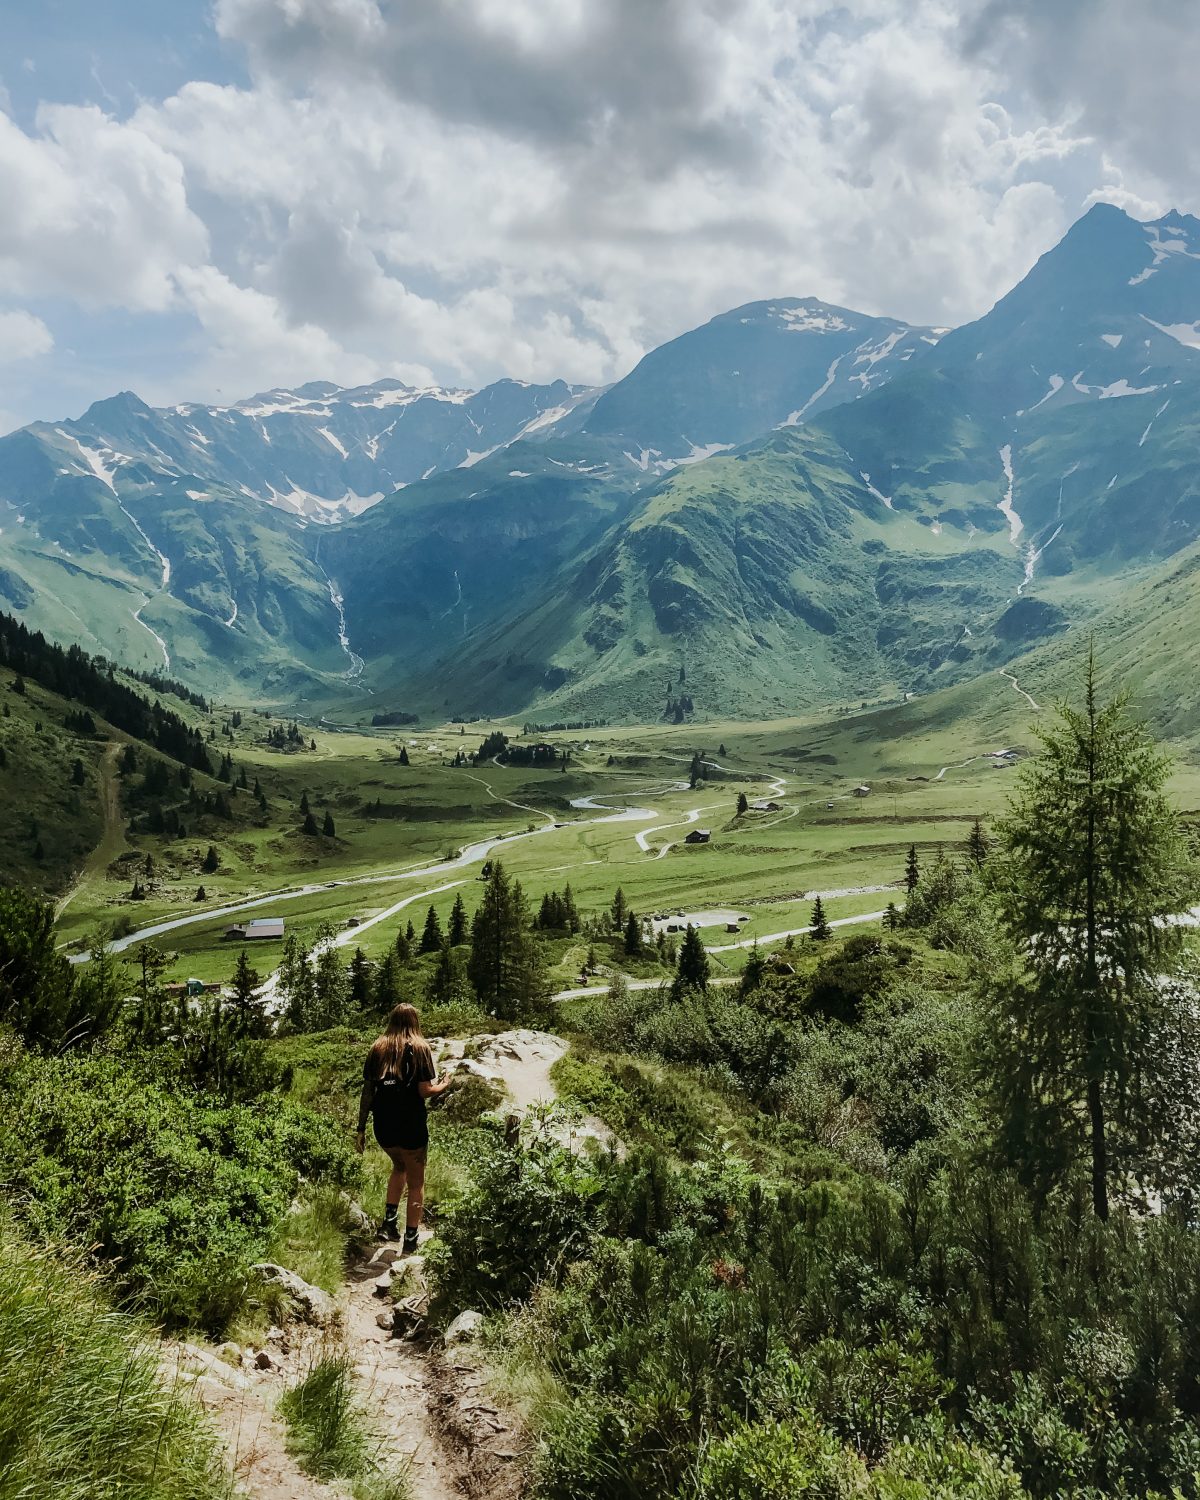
left=966, top=817, right=990, bottom=868
left=905, top=843, right=920, bottom=892
left=71, top=758, right=85, bottom=786
left=300, top=791, right=310, bottom=815
left=448, top=892, right=468, bottom=946
left=405, top=919, right=416, bottom=944
left=810, top=895, right=832, bottom=941
left=399, top=745, right=410, bottom=766
left=736, top=791, right=749, bottom=815
left=312, top=944, right=349, bottom=1028
left=610, top=886, right=627, bottom=932
left=373, top=952, right=401, bottom=1012
left=348, top=947, right=373, bottom=1009
left=302, top=811, right=319, bottom=836
left=322, top=810, right=336, bottom=837
left=991, top=654, right=1187, bottom=1219
left=202, top=845, right=219, bottom=873
left=624, top=910, right=643, bottom=957
left=420, top=904, right=443, bottom=953
left=394, top=927, right=411, bottom=964
left=883, top=901, right=900, bottom=930
left=230, top=949, right=266, bottom=1037
left=672, top=924, right=710, bottom=997
left=739, top=940, right=766, bottom=998
left=467, top=860, right=547, bottom=1020
left=563, top=884, right=580, bottom=933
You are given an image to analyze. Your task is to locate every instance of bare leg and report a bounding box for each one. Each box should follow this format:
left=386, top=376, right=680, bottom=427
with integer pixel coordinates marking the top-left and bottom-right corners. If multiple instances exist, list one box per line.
left=399, top=1147, right=427, bottom=1230
left=386, top=1163, right=406, bottom=1213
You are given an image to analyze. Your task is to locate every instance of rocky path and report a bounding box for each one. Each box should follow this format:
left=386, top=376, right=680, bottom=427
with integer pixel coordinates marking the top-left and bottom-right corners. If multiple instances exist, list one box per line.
left=169, top=1030, right=572, bottom=1499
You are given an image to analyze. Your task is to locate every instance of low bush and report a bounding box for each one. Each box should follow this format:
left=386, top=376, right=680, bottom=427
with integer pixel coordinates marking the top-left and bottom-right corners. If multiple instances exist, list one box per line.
left=0, top=1045, right=357, bottom=1330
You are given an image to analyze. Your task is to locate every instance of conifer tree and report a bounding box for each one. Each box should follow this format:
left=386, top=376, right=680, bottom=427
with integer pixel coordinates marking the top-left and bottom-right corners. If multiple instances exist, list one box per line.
left=373, top=951, right=401, bottom=1012
left=302, top=811, right=319, bottom=836
left=312, top=942, right=349, bottom=1027
left=610, top=886, right=627, bottom=931
left=883, top=901, right=901, bottom=930
left=672, top=924, right=710, bottom=997
left=810, top=895, right=832, bottom=940
left=71, top=758, right=85, bottom=786
left=322, top=810, right=336, bottom=837
left=736, top=791, right=749, bottom=815
left=202, top=845, right=219, bottom=873
left=230, top=949, right=266, bottom=1037
left=905, top=843, right=920, bottom=892
left=405, top=920, right=416, bottom=944
left=468, top=860, right=547, bottom=1019
left=394, top=927, right=411, bottom=964
left=420, top=904, right=443, bottom=953
left=399, top=745, right=410, bottom=766
left=300, top=791, right=310, bottom=815
left=966, top=817, right=990, bottom=868
left=448, top=892, right=468, bottom=946
left=624, top=910, right=643, bottom=957
left=348, top=947, right=372, bottom=1009
left=991, top=654, right=1187, bottom=1219
left=739, top=940, right=766, bottom=998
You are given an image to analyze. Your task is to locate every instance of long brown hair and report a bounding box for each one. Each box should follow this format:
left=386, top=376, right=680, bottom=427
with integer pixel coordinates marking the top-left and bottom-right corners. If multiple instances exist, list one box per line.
left=369, top=1002, right=434, bottom=1080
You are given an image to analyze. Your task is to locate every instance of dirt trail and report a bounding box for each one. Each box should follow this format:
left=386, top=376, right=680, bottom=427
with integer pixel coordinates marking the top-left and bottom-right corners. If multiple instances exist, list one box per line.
left=171, top=1030, right=575, bottom=1499
left=57, top=740, right=125, bottom=919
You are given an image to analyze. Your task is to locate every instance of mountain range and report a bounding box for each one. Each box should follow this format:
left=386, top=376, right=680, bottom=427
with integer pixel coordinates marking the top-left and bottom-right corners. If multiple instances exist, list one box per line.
left=2, top=202, right=1199, bottom=725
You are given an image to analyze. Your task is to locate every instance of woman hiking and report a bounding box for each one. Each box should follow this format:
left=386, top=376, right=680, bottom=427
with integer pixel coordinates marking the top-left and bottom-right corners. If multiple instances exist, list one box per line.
left=356, top=1003, right=451, bottom=1250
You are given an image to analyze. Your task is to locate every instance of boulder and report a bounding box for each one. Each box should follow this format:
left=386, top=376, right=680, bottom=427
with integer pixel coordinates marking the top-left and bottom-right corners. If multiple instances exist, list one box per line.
left=444, top=1309, right=485, bottom=1346
left=250, top=1263, right=337, bottom=1327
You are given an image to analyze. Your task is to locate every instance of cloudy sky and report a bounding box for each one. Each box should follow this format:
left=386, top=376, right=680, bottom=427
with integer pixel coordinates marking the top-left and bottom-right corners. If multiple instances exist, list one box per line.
left=0, top=0, right=1193, bottom=431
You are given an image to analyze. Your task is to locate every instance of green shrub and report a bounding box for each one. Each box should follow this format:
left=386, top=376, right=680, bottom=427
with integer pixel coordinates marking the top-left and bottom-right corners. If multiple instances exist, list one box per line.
left=425, top=1133, right=603, bottom=1307
left=0, top=1225, right=231, bottom=1500
left=0, top=1047, right=357, bottom=1330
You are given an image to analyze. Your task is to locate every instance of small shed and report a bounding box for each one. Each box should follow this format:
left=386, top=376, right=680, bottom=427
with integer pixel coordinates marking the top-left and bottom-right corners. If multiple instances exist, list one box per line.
left=225, top=917, right=285, bottom=941
left=751, top=799, right=782, bottom=812
left=684, top=828, right=711, bottom=844
left=853, top=784, right=871, bottom=798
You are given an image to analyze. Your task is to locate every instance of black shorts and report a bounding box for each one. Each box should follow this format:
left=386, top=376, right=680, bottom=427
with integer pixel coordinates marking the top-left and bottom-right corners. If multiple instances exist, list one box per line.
left=373, top=1120, right=428, bottom=1153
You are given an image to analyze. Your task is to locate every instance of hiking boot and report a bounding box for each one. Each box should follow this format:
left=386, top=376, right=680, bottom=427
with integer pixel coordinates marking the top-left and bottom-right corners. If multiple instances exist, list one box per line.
left=378, top=1218, right=401, bottom=1242
left=402, top=1227, right=419, bottom=1254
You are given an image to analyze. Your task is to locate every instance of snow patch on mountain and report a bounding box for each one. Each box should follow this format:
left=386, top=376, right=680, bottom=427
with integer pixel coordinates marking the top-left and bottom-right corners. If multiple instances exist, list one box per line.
left=784, top=355, right=844, bottom=425
left=776, top=304, right=851, bottom=334
left=1139, top=399, right=1171, bottom=447
left=997, top=446, right=1023, bottom=545
left=1141, top=316, right=1200, bottom=350
left=860, top=472, right=894, bottom=510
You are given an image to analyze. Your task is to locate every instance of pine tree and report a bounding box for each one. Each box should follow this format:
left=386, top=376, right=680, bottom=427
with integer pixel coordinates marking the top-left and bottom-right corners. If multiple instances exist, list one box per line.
left=991, top=653, right=1187, bottom=1219
left=405, top=920, right=416, bottom=944
left=562, top=884, right=580, bottom=934
left=349, top=947, right=373, bottom=1009
left=394, top=927, right=411, bottom=963
left=624, top=910, right=643, bottom=957
left=689, top=753, right=702, bottom=789
left=279, top=934, right=315, bottom=1030
left=312, top=944, right=349, bottom=1028
left=810, top=895, right=832, bottom=941
left=322, top=810, right=336, bottom=837
left=373, top=951, right=402, bottom=1012
left=739, top=941, right=766, bottom=998
left=300, top=791, right=310, bottom=815
left=883, top=901, right=900, bottom=930
left=399, top=745, right=410, bottom=766
left=905, top=843, right=920, bottom=892
left=302, top=811, right=319, bottom=836
left=672, top=924, right=710, bottom=997
left=71, top=758, right=86, bottom=786
left=427, top=940, right=470, bottom=1007
left=420, top=904, right=443, bottom=953
left=966, top=817, right=990, bottom=868
left=448, top=892, right=468, bottom=946
left=736, top=791, right=749, bottom=815
left=195, top=885, right=206, bottom=901
left=610, top=886, right=627, bottom=932
left=202, top=845, right=219, bottom=873
left=468, top=860, right=547, bottom=1020
left=230, top=949, right=266, bottom=1037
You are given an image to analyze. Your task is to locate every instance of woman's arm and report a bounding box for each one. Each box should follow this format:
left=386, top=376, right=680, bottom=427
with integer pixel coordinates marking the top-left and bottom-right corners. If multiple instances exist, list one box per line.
left=418, top=1076, right=452, bottom=1099
left=355, top=1076, right=375, bottom=1150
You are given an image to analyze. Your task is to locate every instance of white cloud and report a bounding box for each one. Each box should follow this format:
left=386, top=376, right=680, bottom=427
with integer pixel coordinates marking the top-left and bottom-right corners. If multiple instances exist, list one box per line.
left=0, top=0, right=1196, bottom=417
left=0, top=310, right=53, bottom=362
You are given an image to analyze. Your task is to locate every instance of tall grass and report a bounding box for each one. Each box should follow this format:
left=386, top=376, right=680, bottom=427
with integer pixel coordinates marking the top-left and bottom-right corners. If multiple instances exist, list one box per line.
left=0, top=1228, right=231, bottom=1500
left=277, top=1351, right=413, bottom=1498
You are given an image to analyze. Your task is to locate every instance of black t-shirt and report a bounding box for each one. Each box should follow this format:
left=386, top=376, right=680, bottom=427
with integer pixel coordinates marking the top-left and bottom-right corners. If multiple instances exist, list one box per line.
left=364, top=1043, right=435, bottom=1147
